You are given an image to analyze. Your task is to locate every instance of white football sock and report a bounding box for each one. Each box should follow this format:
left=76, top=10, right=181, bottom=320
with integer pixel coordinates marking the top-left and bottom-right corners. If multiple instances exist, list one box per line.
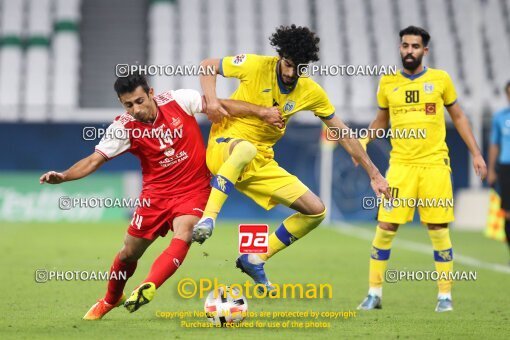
left=368, top=287, right=382, bottom=297
left=247, top=254, right=265, bottom=264
left=438, top=292, right=452, bottom=300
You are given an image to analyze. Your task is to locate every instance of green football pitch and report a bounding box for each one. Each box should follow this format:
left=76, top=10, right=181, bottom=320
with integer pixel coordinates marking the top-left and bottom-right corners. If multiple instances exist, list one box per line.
left=1, top=221, right=509, bottom=339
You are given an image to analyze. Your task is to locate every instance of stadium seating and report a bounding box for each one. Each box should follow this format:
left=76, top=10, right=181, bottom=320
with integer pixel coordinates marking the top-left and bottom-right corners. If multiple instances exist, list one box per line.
left=0, top=0, right=509, bottom=122
left=51, top=0, right=81, bottom=119
left=24, top=0, right=52, bottom=121
left=0, top=0, right=24, bottom=121
left=148, top=0, right=177, bottom=94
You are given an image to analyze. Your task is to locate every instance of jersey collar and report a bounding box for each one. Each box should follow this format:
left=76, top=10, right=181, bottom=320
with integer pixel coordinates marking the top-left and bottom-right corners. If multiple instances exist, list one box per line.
left=276, top=61, right=298, bottom=94
left=400, top=66, right=428, bottom=80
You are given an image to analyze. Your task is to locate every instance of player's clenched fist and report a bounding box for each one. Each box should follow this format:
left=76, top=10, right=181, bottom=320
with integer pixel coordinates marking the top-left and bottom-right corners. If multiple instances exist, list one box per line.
left=205, top=99, right=230, bottom=123
left=39, top=171, right=66, bottom=184
left=259, top=106, right=284, bottom=129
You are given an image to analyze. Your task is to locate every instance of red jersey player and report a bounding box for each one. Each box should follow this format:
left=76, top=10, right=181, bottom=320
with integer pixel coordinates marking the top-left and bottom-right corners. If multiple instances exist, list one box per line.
left=39, top=74, right=282, bottom=320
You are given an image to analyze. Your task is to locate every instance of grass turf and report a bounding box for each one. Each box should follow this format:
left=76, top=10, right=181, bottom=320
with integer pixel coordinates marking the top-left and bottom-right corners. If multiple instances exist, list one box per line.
left=1, top=221, right=509, bottom=339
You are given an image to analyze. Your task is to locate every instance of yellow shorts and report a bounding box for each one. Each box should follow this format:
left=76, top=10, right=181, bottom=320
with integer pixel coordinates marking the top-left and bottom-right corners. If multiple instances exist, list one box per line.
left=206, top=137, right=309, bottom=210
left=377, top=163, right=454, bottom=225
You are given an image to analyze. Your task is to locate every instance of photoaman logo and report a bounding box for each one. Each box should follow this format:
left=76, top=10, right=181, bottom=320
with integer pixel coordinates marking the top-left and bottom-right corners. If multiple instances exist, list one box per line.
left=239, top=224, right=268, bottom=254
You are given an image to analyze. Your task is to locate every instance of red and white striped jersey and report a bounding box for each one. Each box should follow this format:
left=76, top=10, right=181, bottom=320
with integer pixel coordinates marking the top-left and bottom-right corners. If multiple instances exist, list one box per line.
left=95, top=89, right=210, bottom=197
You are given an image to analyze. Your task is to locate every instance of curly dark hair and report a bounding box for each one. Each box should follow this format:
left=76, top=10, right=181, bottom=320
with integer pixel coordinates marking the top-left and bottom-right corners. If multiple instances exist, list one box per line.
left=269, top=24, right=320, bottom=65
left=399, top=26, right=431, bottom=47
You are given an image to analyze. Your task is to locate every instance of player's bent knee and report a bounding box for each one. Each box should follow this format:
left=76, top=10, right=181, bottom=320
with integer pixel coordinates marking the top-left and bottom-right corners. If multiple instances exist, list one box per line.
left=306, top=204, right=326, bottom=218
left=313, top=208, right=327, bottom=223
left=231, top=140, right=257, bottom=166
left=118, top=247, right=142, bottom=263
left=299, top=208, right=327, bottom=232
left=314, top=200, right=326, bottom=216
left=173, top=230, right=193, bottom=244
left=378, top=222, right=399, bottom=232
left=427, top=223, right=448, bottom=230
left=306, top=197, right=326, bottom=216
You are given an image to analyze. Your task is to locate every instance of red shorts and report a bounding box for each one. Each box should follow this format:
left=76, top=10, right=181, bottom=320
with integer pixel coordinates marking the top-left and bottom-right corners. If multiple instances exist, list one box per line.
left=127, top=189, right=210, bottom=240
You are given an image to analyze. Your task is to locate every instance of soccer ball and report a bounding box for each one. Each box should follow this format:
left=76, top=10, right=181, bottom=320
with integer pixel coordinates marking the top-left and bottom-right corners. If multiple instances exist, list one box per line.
left=204, top=285, right=248, bottom=326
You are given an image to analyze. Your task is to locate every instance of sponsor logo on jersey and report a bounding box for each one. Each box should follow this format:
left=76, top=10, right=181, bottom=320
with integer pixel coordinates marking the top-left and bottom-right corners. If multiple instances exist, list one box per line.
left=232, top=54, right=247, bottom=66
left=118, top=113, right=136, bottom=125
left=154, top=91, right=174, bottom=106
left=173, top=258, right=181, bottom=267
left=283, top=100, right=295, bottom=113
left=424, top=83, right=434, bottom=94
left=503, top=120, right=510, bottom=135
left=425, top=103, right=436, bottom=115
left=164, top=148, right=175, bottom=157
left=171, top=116, right=183, bottom=129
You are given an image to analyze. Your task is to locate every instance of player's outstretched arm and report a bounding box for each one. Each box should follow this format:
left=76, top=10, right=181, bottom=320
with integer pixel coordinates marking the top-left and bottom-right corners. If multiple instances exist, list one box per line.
left=322, top=115, right=391, bottom=199
left=218, top=99, right=284, bottom=128
left=352, top=108, right=390, bottom=166
left=447, top=103, right=487, bottom=180
left=39, top=152, right=107, bottom=184
left=200, top=58, right=229, bottom=123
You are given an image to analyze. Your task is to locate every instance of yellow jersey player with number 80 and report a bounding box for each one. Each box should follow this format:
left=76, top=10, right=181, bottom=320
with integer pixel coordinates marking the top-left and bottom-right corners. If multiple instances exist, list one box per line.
left=356, top=26, right=487, bottom=313
left=193, top=25, right=391, bottom=294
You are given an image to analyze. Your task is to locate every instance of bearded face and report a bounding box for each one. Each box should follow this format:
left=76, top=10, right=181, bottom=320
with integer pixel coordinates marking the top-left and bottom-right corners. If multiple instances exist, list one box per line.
left=399, top=35, right=428, bottom=72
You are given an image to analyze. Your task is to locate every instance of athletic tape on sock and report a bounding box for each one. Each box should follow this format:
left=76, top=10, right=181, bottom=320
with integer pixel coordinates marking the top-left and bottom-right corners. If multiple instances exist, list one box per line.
left=275, top=224, right=298, bottom=246
left=434, top=248, right=453, bottom=262
left=371, top=246, right=391, bottom=260
left=211, top=175, right=234, bottom=195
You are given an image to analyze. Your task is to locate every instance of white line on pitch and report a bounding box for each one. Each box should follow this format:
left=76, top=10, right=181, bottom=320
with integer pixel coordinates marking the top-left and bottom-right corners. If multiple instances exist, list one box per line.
left=330, top=224, right=510, bottom=275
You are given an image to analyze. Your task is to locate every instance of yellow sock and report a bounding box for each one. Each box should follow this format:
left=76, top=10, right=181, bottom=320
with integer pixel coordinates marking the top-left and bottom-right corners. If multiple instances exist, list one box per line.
left=259, top=209, right=326, bottom=261
left=203, top=141, right=257, bottom=219
left=428, top=228, right=453, bottom=296
left=369, top=226, right=396, bottom=294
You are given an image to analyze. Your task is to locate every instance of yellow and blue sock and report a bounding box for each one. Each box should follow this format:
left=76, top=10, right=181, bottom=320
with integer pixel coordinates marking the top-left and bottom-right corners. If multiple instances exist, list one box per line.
left=203, top=141, right=257, bottom=220
left=428, top=228, right=453, bottom=299
left=256, top=209, right=326, bottom=262
left=368, top=226, right=396, bottom=297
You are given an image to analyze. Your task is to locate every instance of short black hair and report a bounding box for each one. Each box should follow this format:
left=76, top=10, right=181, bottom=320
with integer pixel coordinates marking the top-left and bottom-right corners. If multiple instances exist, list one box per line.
left=114, top=73, right=150, bottom=97
left=270, top=24, right=320, bottom=66
left=399, top=26, right=431, bottom=47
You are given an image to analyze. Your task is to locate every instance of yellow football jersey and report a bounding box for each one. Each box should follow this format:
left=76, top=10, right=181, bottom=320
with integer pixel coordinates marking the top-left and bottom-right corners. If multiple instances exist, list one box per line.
left=210, top=54, right=335, bottom=155
left=377, top=67, right=457, bottom=166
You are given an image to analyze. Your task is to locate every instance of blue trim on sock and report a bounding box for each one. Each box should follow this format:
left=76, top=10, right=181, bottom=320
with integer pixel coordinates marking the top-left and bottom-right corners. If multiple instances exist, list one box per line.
left=275, top=224, right=297, bottom=246
left=434, top=248, right=453, bottom=262
left=371, top=246, right=391, bottom=260
left=211, top=175, right=234, bottom=195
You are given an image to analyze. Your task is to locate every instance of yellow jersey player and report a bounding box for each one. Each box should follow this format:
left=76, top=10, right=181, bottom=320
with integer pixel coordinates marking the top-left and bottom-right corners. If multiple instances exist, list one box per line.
left=356, top=26, right=487, bottom=312
left=193, top=25, right=391, bottom=293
